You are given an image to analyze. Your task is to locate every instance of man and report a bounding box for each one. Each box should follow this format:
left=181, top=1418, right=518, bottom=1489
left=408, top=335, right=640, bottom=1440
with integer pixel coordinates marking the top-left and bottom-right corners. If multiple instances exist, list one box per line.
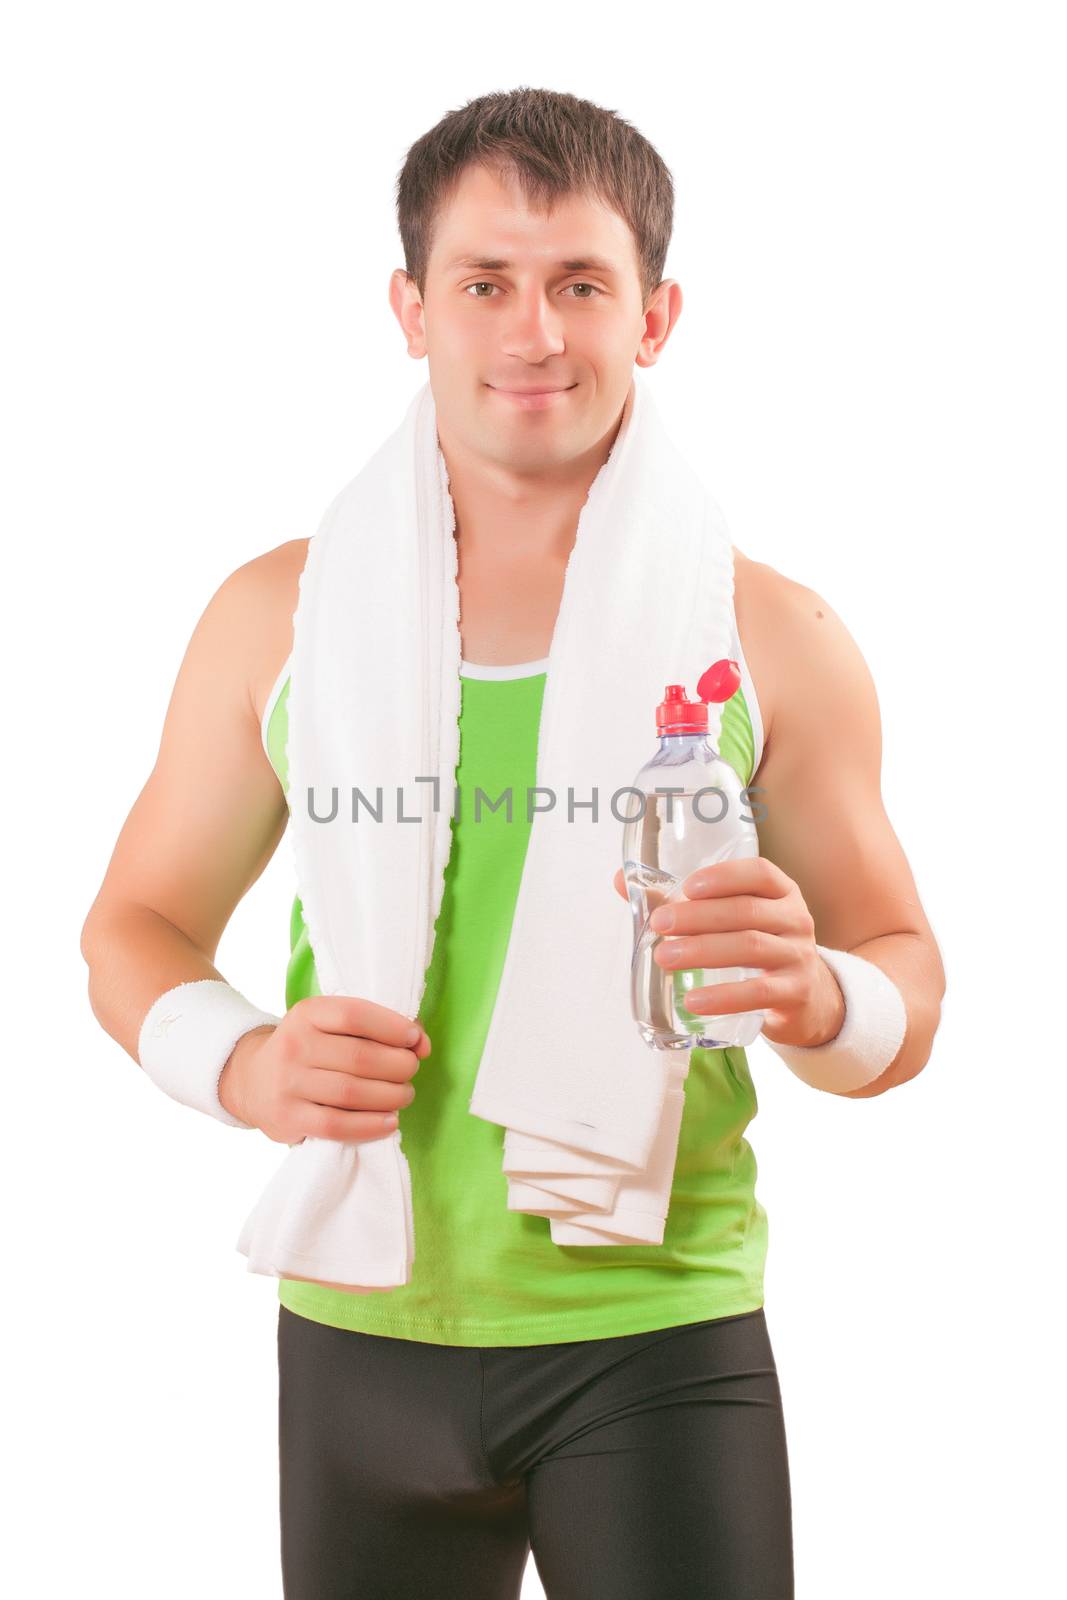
left=81, top=88, right=945, bottom=1599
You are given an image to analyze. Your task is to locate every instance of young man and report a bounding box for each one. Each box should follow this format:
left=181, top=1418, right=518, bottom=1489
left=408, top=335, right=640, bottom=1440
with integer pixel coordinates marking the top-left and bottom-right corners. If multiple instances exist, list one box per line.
left=81, top=89, right=945, bottom=1599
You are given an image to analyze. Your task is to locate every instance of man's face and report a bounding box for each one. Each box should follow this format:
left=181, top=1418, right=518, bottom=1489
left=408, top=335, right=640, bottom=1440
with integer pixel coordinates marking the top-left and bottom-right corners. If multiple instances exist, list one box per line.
left=392, top=162, right=677, bottom=476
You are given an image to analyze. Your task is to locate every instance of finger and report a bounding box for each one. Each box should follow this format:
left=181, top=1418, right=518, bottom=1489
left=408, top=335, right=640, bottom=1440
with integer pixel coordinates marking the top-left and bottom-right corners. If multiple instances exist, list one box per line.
left=613, top=867, right=628, bottom=899
left=681, top=856, right=788, bottom=900
left=305, top=1030, right=424, bottom=1083
left=299, top=1064, right=416, bottom=1115
left=683, top=975, right=770, bottom=1014
left=654, top=930, right=786, bottom=970
left=649, top=893, right=783, bottom=937
left=300, top=1102, right=407, bottom=1143
left=297, top=994, right=428, bottom=1048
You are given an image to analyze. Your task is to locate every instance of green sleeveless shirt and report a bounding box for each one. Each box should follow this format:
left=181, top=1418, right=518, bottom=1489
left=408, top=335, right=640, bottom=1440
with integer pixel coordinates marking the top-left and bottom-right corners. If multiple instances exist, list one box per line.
left=263, top=654, right=769, bottom=1346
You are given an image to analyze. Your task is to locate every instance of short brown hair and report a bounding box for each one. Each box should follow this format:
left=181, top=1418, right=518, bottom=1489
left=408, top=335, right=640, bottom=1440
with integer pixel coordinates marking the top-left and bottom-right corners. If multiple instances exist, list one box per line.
left=395, top=87, right=674, bottom=307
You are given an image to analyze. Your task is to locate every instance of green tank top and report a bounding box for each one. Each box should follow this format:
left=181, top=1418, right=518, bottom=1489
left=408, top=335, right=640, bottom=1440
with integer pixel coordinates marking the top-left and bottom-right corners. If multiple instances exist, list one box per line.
left=263, top=654, right=768, bottom=1346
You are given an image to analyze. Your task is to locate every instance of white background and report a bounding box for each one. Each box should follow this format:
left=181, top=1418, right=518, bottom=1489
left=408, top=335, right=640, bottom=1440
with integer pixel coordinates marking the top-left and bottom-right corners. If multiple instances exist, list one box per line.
left=4, top=3, right=1063, bottom=1595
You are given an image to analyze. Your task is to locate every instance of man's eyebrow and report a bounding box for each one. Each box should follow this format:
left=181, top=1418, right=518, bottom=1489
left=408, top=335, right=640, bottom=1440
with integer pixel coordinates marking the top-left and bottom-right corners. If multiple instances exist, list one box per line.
left=445, top=253, right=619, bottom=275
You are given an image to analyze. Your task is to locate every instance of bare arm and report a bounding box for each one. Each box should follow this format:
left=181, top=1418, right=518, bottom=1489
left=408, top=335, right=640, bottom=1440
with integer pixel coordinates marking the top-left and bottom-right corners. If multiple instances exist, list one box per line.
left=751, top=568, right=946, bottom=1096
left=79, top=545, right=295, bottom=1064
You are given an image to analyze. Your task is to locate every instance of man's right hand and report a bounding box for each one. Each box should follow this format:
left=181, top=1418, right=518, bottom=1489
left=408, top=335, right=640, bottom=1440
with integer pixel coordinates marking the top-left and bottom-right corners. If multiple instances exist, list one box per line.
left=218, top=996, right=430, bottom=1145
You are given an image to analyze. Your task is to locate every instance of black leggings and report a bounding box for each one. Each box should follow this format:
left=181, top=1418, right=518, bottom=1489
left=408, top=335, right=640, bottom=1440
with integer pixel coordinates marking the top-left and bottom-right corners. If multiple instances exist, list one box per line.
left=278, top=1303, right=794, bottom=1599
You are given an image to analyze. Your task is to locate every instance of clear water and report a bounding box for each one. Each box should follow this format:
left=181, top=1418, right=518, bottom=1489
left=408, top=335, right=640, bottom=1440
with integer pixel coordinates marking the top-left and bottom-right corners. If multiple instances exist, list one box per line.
left=622, top=745, right=765, bottom=1052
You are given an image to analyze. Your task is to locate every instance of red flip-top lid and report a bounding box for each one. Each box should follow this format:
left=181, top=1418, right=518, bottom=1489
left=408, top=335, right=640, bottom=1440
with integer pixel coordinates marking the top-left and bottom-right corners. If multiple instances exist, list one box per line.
left=655, top=660, right=742, bottom=734
left=697, top=659, right=742, bottom=704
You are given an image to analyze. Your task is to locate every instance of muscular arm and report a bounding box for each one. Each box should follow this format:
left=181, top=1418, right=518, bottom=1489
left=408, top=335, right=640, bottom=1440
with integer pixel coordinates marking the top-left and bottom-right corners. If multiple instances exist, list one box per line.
left=747, top=567, right=946, bottom=1097
left=80, top=545, right=298, bottom=1063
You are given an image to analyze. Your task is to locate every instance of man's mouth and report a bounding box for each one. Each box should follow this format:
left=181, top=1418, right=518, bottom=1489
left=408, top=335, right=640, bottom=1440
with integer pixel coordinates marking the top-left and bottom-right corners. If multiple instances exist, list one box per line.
left=487, top=383, right=578, bottom=409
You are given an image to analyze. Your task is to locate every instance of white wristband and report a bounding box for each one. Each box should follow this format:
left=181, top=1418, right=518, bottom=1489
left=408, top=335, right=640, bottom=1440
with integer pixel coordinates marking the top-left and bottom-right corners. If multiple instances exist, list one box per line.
left=761, top=945, right=907, bottom=1094
left=137, top=979, right=283, bottom=1128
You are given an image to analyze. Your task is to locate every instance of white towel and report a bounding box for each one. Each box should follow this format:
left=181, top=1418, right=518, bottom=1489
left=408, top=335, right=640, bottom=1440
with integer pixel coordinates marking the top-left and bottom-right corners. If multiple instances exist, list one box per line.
left=236, top=372, right=736, bottom=1286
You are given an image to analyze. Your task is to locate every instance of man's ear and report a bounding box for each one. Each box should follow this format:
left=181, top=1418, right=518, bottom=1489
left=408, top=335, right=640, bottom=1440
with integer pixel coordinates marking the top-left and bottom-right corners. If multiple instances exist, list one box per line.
left=389, top=268, right=427, bottom=359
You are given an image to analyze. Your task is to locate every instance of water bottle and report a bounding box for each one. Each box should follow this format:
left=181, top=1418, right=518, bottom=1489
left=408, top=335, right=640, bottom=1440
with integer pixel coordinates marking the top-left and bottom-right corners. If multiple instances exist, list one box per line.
left=622, top=660, right=765, bottom=1051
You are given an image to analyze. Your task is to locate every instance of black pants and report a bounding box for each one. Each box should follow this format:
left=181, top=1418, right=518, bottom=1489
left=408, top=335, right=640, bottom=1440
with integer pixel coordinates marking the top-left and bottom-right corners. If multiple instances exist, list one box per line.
left=278, top=1303, right=794, bottom=1599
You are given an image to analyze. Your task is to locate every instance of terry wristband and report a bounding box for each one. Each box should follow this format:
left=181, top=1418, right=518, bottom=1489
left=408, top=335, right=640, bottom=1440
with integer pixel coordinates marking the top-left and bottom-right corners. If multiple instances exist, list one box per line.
left=761, top=945, right=907, bottom=1094
left=136, top=979, right=283, bottom=1128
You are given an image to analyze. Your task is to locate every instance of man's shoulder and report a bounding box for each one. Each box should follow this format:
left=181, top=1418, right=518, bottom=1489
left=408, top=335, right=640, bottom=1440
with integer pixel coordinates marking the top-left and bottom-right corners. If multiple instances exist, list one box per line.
left=733, top=545, right=823, bottom=627
left=232, top=536, right=310, bottom=595
left=732, top=548, right=866, bottom=763
left=733, top=547, right=882, bottom=778
left=213, top=538, right=309, bottom=730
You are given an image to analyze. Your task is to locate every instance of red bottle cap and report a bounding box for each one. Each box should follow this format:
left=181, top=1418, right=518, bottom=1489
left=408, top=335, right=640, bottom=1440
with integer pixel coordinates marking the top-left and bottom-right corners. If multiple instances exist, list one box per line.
left=655, top=661, right=742, bottom=735
left=655, top=684, right=707, bottom=734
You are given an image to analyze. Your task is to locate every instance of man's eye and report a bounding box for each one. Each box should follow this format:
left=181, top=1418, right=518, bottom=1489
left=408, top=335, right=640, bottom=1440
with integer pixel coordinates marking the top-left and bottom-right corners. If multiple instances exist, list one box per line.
left=463, top=282, right=603, bottom=299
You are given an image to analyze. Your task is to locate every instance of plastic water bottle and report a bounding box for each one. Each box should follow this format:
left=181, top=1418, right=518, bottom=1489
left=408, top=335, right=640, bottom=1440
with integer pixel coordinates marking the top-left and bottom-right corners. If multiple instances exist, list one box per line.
left=622, top=661, right=765, bottom=1051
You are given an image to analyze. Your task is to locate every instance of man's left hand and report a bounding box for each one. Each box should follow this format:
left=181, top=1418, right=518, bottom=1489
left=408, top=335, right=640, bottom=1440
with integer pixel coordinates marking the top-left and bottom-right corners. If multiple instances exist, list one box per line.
left=613, top=856, right=845, bottom=1048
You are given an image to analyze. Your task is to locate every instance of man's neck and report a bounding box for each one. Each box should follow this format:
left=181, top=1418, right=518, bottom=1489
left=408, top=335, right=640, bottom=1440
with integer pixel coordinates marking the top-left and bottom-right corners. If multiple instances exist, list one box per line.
left=437, top=410, right=625, bottom=563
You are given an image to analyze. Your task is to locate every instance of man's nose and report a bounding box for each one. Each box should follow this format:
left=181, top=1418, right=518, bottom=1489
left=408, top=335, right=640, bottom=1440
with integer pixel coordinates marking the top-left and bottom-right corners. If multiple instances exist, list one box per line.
left=500, top=292, right=566, bottom=362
